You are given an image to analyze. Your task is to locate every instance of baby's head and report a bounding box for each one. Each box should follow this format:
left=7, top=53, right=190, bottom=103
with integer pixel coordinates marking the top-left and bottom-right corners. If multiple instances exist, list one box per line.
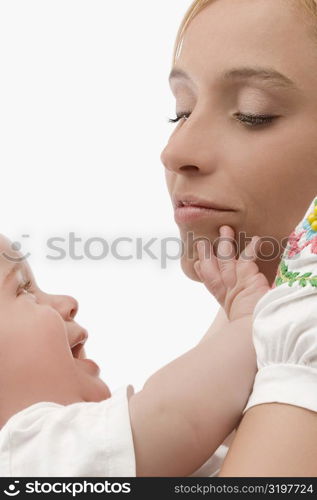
left=0, top=234, right=111, bottom=427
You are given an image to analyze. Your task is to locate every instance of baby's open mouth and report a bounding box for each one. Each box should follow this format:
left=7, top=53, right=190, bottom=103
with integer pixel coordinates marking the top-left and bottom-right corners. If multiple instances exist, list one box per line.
left=70, top=330, right=88, bottom=358
left=71, top=342, right=85, bottom=358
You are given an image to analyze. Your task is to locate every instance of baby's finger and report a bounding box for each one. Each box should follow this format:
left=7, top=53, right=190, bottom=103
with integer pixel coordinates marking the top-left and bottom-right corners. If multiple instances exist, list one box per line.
left=197, top=240, right=219, bottom=279
left=240, top=235, right=260, bottom=259
left=216, top=225, right=237, bottom=289
left=194, top=260, right=203, bottom=281
left=196, top=239, right=226, bottom=301
left=236, top=236, right=261, bottom=280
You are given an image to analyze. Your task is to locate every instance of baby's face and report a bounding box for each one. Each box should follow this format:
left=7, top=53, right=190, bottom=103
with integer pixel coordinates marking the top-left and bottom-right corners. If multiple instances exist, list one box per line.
left=0, top=235, right=110, bottom=420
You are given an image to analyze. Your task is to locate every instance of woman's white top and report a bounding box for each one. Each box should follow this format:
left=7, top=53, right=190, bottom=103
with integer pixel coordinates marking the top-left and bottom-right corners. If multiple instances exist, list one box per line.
left=243, top=195, right=317, bottom=414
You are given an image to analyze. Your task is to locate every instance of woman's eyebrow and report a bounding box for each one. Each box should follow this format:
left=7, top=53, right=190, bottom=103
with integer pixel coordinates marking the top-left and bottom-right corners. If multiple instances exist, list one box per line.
left=222, top=66, right=298, bottom=90
left=169, top=66, right=299, bottom=91
left=169, top=68, right=196, bottom=88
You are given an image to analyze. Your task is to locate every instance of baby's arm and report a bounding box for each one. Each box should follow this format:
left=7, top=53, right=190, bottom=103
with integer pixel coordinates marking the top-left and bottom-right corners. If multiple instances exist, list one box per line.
left=198, top=305, right=230, bottom=344
left=129, top=227, right=268, bottom=476
left=129, top=314, right=255, bottom=476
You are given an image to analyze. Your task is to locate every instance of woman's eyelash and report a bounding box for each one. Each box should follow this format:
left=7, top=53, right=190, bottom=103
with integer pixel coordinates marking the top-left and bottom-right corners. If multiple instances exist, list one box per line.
left=167, top=112, right=278, bottom=127
left=168, top=113, right=191, bottom=124
left=233, top=112, right=278, bottom=127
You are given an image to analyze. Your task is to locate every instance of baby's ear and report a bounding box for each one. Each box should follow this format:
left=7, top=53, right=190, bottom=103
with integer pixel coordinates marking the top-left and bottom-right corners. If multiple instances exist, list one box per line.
left=274, top=195, right=317, bottom=289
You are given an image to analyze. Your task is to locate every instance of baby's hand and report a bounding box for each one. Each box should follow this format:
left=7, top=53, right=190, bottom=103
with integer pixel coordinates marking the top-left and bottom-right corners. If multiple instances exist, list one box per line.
left=194, top=226, right=270, bottom=321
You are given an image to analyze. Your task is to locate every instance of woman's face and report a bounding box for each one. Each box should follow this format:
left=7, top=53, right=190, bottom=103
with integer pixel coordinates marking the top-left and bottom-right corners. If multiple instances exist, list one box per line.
left=161, top=0, right=317, bottom=285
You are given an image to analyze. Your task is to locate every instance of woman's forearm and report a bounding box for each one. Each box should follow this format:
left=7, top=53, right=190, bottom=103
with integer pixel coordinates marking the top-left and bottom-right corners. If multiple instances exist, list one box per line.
left=128, top=315, right=257, bottom=476
left=218, top=403, right=317, bottom=477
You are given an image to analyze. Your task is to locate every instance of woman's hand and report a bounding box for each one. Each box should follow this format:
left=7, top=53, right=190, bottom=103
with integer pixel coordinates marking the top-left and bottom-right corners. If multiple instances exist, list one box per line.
left=194, top=225, right=270, bottom=321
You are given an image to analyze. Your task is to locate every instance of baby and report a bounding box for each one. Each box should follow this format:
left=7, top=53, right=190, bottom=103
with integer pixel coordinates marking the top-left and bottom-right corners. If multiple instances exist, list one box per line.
left=0, top=227, right=270, bottom=477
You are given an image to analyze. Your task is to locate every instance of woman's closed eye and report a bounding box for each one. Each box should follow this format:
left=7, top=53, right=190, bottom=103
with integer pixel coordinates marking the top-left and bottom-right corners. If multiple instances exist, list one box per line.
left=233, top=112, right=280, bottom=128
left=168, top=111, right=280, bottom=128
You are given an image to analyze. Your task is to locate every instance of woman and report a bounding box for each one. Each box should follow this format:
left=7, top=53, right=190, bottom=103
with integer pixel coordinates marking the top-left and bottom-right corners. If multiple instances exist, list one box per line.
left=160, top=0, right=317, bottom=475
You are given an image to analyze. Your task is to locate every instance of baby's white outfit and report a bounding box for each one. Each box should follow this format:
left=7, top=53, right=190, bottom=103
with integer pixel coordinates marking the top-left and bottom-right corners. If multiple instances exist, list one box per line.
left=0, top=386, right=136, bottom=477
left=0, top=384, right=233, bottom=477
left=2, top=195, right=317, bottom=477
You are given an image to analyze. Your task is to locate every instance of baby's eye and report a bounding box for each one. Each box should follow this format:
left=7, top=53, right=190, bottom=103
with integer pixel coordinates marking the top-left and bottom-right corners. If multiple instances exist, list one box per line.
left=17, top=279, right=33, bottom=296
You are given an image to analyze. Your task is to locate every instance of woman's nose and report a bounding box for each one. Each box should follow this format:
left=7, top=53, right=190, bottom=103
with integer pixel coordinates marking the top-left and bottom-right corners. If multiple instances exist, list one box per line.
left=48, top=294, right=79, bottom=321
left=160, top=124, right=216, bottom=176
left=161, top=145, right=200, bottom=175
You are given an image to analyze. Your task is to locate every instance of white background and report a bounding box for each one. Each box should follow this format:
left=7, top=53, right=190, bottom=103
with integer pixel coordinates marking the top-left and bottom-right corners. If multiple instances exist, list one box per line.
left=0, top=0, right=219, bottom=392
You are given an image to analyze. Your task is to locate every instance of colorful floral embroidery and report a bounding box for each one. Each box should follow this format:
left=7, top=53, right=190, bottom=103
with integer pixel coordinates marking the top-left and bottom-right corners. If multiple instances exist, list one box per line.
left=284, top=198, right=317, bottom=259
left=274, top=196, right=317, bottom=288
left=286, top=229, right=307, bottom=258
left=275, top=260, right=317, bottom=288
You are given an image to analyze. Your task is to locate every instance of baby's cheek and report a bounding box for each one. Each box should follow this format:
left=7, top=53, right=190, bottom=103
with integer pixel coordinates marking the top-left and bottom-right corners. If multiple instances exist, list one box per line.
left=39, top=305, right=67, bottom=338
left=34, top=307, right=72, bottom=360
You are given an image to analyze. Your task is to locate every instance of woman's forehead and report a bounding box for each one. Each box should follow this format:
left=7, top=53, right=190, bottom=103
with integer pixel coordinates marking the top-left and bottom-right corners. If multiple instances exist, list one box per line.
left=176, top=0, right=317, bottom=89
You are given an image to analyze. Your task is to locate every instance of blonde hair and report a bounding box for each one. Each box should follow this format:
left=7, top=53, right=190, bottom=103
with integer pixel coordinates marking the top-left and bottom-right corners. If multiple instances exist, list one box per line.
left=172, top=0, right=317, bottom=65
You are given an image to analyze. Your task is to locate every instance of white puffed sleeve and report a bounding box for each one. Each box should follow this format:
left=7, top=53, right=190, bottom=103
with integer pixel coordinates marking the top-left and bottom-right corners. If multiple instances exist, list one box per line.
left=243, top=195, right=317, bottom=414
left=0, top=386, right=136, bottom=477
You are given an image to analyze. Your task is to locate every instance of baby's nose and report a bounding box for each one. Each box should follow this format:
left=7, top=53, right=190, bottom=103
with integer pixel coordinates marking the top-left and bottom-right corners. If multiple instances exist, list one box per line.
left=50, top=294, right=79, bottom=321
left=66, top=296, right=79, bottom=320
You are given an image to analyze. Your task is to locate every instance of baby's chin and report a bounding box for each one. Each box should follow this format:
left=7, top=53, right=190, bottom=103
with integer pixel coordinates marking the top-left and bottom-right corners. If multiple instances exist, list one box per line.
left=95, top=377, right=111, bottom=399
left=92, top=377, right=111, bottom=401
left=79, top=370, right=112, bottom=402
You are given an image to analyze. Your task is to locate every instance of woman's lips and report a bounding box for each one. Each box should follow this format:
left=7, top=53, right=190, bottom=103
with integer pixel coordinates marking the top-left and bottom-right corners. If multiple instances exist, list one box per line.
left=174, top=205, right=231, bottom=224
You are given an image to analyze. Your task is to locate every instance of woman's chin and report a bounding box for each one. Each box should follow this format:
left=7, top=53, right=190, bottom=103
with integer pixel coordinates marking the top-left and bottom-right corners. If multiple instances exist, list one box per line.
left=180, top=256, right=202, bottom=282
